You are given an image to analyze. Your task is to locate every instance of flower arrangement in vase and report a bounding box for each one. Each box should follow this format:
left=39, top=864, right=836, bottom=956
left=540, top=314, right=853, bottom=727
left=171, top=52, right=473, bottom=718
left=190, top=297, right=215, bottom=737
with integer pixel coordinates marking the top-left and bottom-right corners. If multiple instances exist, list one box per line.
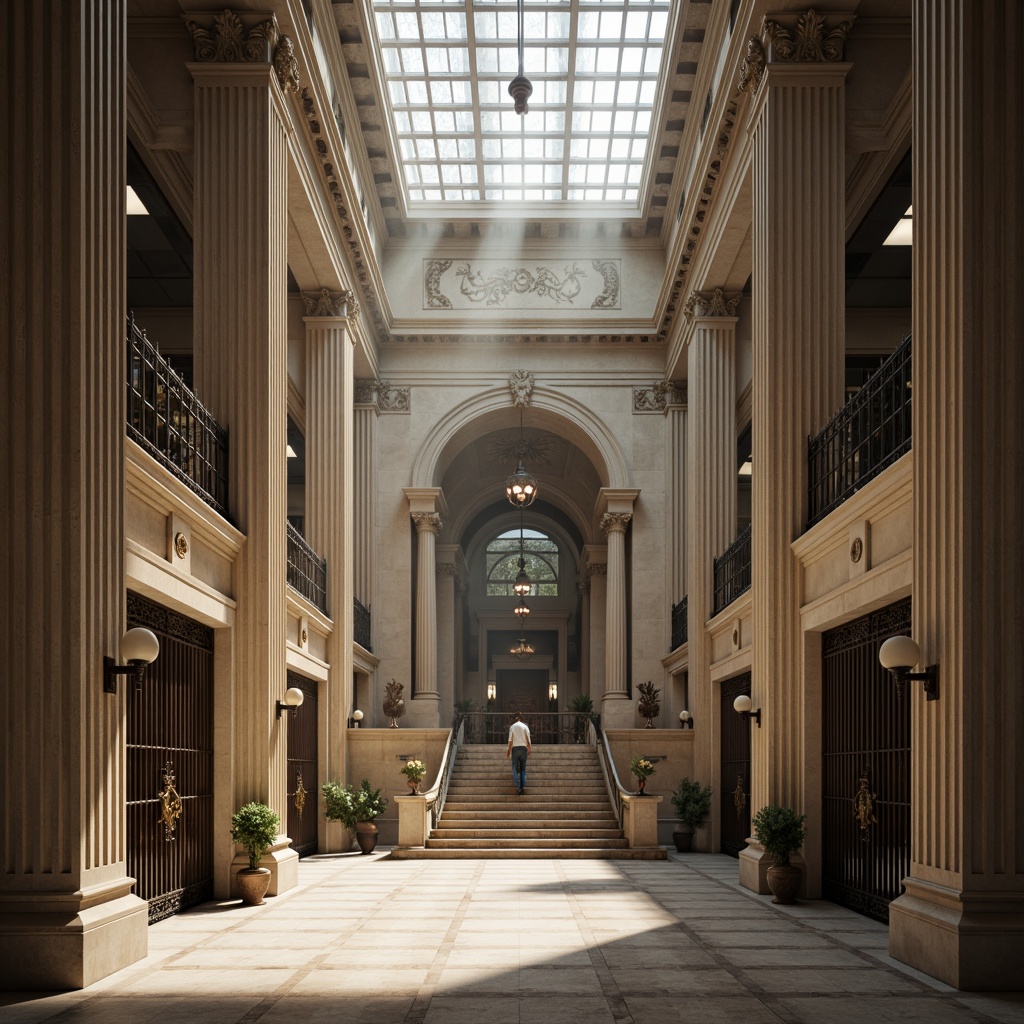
left=401, top=759, right=426, bottom=793
left=630, top=756, right=655, bottom=795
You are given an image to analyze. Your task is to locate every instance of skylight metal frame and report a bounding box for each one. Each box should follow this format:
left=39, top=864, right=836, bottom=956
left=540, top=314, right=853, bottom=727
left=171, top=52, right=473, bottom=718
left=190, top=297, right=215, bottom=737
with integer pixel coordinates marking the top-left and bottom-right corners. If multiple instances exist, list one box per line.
left=369, top=0, right=672, bottom=217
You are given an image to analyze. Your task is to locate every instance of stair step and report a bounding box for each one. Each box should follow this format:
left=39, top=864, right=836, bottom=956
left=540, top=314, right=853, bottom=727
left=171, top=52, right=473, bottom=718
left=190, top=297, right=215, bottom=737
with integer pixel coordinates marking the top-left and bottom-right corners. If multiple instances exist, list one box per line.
left=426, top=837, right=630, bottom=850
left=432, top=829, right=624, bottom=839
left=391, top=848, right=667, bottom=860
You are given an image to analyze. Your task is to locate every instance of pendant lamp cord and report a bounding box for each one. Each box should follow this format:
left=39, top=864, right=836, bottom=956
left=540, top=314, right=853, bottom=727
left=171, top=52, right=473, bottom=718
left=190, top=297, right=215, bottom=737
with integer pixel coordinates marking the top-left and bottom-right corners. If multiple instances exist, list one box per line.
left=517, top=0, right=525, bottom=78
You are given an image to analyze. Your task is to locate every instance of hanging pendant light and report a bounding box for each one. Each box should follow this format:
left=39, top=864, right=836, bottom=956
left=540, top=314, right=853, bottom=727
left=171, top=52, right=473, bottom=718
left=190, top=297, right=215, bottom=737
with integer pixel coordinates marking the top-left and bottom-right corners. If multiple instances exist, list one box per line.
left=505, top=410, right=538, bottom=507
left=507, top=0, right=533, bottom=115
left=514, top=594, right=531, bottom=621
left=510, top=637, right=535, bottom=659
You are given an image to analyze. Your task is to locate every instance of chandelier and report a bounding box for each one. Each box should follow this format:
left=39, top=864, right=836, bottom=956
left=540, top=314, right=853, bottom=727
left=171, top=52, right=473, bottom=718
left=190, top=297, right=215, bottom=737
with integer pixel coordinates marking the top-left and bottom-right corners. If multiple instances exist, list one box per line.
left=510, top=636, right=535, bottom=659
left=505, top=415, right=538, bottom=508
left=507, top=0, right=533, bottom=115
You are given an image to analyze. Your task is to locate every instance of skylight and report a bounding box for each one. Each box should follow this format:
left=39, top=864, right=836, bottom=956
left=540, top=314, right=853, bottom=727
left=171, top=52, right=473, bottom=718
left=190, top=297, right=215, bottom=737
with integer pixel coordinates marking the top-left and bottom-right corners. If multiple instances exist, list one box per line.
left=371, top=0, right=670, bottom=208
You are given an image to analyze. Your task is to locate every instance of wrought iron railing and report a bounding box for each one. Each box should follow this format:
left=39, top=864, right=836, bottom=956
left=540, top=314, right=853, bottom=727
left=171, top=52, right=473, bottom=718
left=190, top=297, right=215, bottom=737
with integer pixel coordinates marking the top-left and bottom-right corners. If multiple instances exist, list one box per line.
left=354, top=597, right=371, bottom=651
left=286, top=521, right=328, bottom=614
left=460, top=711, right=598, bottom=746
left=671, top=595, right=688, bottom=650
left=126, top=313, right=229, bottom=517
left=713, top=524, right=752, bottom=615
left=807, top=335, right=912, bottom=528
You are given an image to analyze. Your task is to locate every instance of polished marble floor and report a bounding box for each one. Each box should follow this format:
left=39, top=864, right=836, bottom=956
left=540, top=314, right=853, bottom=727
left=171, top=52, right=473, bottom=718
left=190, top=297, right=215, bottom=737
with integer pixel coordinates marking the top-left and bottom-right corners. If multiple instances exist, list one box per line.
left=3, top=852, right=1023, bottom=1024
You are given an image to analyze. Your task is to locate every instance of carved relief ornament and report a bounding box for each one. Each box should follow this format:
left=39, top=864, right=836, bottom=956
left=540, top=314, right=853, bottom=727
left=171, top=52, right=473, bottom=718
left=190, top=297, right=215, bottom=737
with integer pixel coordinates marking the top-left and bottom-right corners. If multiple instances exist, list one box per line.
left=763, top=9, right=853, bottom=64
left=436, top=563, right=459, bottom=577
left=302, top=288, right=359, bottom=320
left=352, top=378, right=410, bottom=412
left=683, top=288, right=742, bottom=319
left=600, top=512, right=633, bottom=535
left=183, top=9, right=277, bottom=62
left=509, top=370, right=535, bottom=408
left=273, top=34, right=300, bottom=92
left=634, top=381, right=686, bottom=413
left=412, top=512, right=443, bottom=534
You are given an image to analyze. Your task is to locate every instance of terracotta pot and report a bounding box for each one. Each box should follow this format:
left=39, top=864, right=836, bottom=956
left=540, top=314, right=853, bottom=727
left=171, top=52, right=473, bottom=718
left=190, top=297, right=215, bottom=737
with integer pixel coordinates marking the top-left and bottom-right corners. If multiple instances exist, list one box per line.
left=407, top=779, right=420, bottom=794
left=767, top=864, right=801, bottom=905
left=236, top=867, right=271, bottom=906
left=355, top=821, right=379, bottom=854
left=672, top=827, right=694, bottom=852
left=636, top=777, right=646, bottom=795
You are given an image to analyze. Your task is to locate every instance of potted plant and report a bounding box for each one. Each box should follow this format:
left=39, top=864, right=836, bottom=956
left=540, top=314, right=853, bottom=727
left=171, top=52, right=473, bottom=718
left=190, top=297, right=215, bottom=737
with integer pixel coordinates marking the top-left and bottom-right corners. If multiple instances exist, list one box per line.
left=568, top=694, right=597, bottom=743
left=352, top=779, right=388, bottom=854
left=230, top=801, right=280, bottom=905
left=400, top=759, right=427, bottom=794
left=670, top=777, right=712, bottom=852
left=322, top=780, right=359, bottom=852
left=630, top=756, right=655, bottom=795
left=752, top=803, right=808, bottom=904
left=637, top=680, right=661, bottom=728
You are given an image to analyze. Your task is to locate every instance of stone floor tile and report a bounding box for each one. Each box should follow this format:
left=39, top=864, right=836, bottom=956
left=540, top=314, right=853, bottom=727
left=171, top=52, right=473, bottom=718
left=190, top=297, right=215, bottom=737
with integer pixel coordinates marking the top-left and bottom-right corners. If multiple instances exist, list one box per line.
left=745, top=966, right=927, bottom=995
left=623, top=994, right=782, bottom=1024
left=422, top=995, right=521, bottom=1024
left=777, top=995, right=987, bottom=1023
left=606, top=966, right=738, bottom=997
left=519, top=995, right=618, bottom=1023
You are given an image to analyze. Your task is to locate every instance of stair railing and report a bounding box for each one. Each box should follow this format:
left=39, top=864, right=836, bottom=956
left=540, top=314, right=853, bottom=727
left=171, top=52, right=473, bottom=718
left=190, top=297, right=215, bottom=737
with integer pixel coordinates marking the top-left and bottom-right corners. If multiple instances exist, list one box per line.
left=423, top=718, right=464, bottom=832
left=593, top=723, right=629, bottom=831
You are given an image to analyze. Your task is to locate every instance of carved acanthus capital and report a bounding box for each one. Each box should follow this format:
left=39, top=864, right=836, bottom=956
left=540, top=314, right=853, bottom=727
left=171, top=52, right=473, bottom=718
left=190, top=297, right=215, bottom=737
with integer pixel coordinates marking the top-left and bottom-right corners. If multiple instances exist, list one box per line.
left=302, top=287, right=358, bottom=319
left=600, top=512, right=632, bottom=536
left=683, top=288, right=742, bottom=319
left=634, top=381, right=686, bottom=413
left=738, top=37, right=766, bottom=94
left=762, top=9, right=853, bottom=64
left=352, top=378, right=409, bottom=412
left=412, top=512, right=443, bottom=535
left=509, top=369, right=535, bottom=408
left=436, top=562, right=459, bottom=577
left=273, top=34, right=300, bottom=92
left=183, top=9, right=277, bottom=63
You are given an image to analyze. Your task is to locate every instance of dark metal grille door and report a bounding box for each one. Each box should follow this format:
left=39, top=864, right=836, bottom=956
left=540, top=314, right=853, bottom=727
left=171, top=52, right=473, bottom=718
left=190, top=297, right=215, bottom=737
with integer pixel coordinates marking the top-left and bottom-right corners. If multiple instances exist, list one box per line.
left=822, top=600, right=911, bottom=922
left=127, top=592, right=214, bottom=923
left=720, top=673, right=751, bottom=857
left=286, top=672, right=318, bottom=857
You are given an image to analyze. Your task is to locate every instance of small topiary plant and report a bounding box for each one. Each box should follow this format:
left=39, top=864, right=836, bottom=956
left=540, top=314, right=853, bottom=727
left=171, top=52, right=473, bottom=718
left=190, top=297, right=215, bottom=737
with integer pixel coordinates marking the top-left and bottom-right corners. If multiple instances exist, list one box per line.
left=322, top=781, right=360, bottom=831
left=671, top=778, right=713, bottom=830
left=353, top=779, right=388, bottom=822
left=752, top=803, right=807, bottom=867
left=230, top=802, right=280, bottom=869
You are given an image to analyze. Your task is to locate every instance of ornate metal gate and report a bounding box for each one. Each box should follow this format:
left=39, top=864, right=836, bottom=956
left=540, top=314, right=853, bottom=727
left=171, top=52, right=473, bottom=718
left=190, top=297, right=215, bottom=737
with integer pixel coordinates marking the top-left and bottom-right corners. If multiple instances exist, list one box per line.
left=822, top=600, right=911, bottom=922
left=720, top=673, right=751, bottom=857
left=286, top=672, right=318, bottom=857
left=127, top=592, right=214, bottom=923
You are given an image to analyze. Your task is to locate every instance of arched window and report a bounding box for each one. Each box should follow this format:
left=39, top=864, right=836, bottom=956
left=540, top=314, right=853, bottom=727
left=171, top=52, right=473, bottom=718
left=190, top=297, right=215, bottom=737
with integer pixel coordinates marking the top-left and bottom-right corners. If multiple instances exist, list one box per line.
left=486, top=528, right=559, bottom=596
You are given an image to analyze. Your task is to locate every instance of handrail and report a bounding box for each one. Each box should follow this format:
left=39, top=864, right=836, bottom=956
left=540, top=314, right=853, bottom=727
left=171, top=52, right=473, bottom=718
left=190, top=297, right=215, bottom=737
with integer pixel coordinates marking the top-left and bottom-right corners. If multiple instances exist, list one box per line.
left=594, top=724, right=630, bottom=831
left=460, top=710, right=593, bottom=744
left=423, top=720, right=463, bottom=831
left=286, top=520, right=329, bottom=614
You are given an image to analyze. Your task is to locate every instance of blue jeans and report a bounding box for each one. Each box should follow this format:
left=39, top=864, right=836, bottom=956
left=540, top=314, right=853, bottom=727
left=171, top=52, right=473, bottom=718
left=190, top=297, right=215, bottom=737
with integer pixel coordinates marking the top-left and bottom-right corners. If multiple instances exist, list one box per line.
left=511, top=746, right=528, bottom=791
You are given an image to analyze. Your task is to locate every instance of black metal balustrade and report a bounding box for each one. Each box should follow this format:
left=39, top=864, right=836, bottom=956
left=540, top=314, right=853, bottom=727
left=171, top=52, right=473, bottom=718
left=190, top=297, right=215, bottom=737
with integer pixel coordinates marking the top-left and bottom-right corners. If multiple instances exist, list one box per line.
left=460, top=711, right=598, bottom=745
left=354, top=597, right=372, bottom=651
left=671, top=595, right=688, bottom=650
left=127, top=313, right=229, bottom=518
left=286, top=521, right=328, bottom=615
left=713, top=524, right=752, bottom=615
left=807, top=335, right=912, bottom=528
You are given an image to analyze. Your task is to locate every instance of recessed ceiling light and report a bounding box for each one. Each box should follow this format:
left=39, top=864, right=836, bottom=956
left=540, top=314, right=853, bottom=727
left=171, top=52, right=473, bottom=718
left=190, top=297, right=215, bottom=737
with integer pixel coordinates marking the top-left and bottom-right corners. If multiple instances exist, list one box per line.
left=126, top=185, right=149, bottom=216
left=883, top=205, right=912, bottom=246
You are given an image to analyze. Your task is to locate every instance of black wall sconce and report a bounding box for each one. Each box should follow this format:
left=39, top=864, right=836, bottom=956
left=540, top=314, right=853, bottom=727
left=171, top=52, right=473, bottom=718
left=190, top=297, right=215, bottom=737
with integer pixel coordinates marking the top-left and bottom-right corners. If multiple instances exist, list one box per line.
left=879, top=635, right=939, bottom=700
left=678, top=710, right=693, bottom=729
left=104, top=627, right=160, bottom=694
left=276, top=686, right=305, bottom=719
left=733, top=693, right=761, bottom=727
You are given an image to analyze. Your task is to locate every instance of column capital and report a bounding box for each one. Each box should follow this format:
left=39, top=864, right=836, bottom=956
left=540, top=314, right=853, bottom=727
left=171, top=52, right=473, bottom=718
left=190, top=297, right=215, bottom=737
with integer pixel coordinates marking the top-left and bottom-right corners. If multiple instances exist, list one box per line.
left=683, top=288, right=741, bottom=320
left=600, top=512, right=632, bottom=536
left=183, top=9, right=279, bottom=63
left=404, top=486, right=446, bottom=517
left=595, top=487, right=640, bottom=520
left=411, top=512, right=443, bottom=535
left=301, top=287, right=359, bottom=322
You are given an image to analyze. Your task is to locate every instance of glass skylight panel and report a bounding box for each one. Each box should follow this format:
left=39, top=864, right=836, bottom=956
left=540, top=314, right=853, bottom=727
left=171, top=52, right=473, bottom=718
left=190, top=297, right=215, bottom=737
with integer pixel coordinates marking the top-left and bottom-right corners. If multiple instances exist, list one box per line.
left=373, top=0, right=668, bottom=206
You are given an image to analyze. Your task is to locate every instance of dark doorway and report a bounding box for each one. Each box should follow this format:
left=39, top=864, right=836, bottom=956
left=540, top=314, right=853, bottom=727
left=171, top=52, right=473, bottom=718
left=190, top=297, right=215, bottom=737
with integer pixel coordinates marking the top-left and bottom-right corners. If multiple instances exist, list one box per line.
left=822, top=600, right=911, bottom=922
left=286, top=672, right=319, bottom=858
left=126, top=592, right=214, bottom=923
left=720, top=673, right=752, bottom=857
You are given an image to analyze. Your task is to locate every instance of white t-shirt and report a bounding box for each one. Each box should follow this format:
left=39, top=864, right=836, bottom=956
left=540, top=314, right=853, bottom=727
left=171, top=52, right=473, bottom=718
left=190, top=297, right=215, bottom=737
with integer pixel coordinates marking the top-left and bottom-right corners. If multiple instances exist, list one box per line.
left=508, top=720, right=531, bottom=747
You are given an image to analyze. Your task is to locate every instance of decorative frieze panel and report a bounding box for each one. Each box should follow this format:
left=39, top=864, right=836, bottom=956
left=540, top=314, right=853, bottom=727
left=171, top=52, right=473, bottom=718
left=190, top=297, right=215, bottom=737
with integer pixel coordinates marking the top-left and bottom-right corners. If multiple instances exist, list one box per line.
left=424, top=258, right=621, bottom=310
left=387, top=332, right=656, bottom=345
left=633, top=381, right=687, bottom=413
left=353, top=378, right=410, bottom=413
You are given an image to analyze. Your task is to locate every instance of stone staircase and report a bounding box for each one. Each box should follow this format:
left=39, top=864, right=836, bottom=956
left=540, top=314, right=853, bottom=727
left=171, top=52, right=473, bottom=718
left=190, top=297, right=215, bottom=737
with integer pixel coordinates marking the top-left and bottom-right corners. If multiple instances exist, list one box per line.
left=391, top=744, right=666, bottom=860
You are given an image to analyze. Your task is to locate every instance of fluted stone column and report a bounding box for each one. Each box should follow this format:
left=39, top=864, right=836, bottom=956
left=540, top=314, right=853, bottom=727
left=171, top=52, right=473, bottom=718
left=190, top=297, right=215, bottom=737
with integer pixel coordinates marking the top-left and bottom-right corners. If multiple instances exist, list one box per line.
left=598, top=488, right=640, bottom=728
left=685, top=291, right=739, bottom=797
left=0, top=0, right=148, bottom=990
left=886, top=0, right=1024, bottom=990
left=742, top=16, right=849, bottom=882
left=188, top=16, right=294, bottom=859
left=436, top=545, right=460, bottom=726
left=353, top=381, right=379, bottom=615
left=583, top=547, right=607, bottom=704
left=404, top=488, right=445, bottom=727
left=667, top=394, right=688, bottom=627
left=303, top=289, right=356, bottom=841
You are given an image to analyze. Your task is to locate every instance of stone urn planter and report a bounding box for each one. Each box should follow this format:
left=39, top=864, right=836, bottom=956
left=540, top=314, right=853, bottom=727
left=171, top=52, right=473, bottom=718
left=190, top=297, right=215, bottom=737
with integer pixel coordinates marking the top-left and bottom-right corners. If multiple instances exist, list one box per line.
left=672, top=825, right=695, bottom=852
left=236, top=867, right=272, bottom=906
left=766, top=864, right=802, bottom=905
left=355, top=821, right=379, bottom=854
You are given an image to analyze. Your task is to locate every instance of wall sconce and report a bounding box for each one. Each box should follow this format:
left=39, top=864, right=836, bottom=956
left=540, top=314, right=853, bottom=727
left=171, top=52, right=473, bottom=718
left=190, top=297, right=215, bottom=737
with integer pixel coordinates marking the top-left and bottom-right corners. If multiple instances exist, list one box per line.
left=679, top=709, right=693, bottom=729
left=879, top=635, right=939, bottom=700
left=276, top=686, right=305, bottom=719
left=348, top=709, right=364, bottom=728
left=104, top=627, right=160, bottom=694
left=733, top=693, right=761, bottom=727
left=487, top=684, right=496, bottom=701
left=548, top=683, right=558, bottom=702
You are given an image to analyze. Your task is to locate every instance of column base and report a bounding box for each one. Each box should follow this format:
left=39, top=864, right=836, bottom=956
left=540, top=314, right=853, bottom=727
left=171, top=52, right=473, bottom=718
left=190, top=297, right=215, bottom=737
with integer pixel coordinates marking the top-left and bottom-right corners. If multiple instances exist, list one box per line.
left=0, top=888, right=148, bottom=991
left=600, top=693, right=635, bottom=729
left=404, top=693, right=441, bottom=728
left=889, top=877, right=1024, bottom=990
left=738, top=838, right=772, bottom=894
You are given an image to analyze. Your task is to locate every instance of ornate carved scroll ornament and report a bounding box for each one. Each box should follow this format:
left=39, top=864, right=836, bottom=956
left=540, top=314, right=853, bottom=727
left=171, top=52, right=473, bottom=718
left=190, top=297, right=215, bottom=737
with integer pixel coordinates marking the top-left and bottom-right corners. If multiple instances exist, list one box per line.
left=853, top=770, right=877, bottom=840
left=763, top=9, right=852, bottom=64
left=302, top=287, right=359, bottom=320
left=683, top=288, right=742, bottom=319
left=634, top=380, right=686, bottom=412
left=273, top=35, right=300, bottom=93
left=738, top=37, right=766, bottom=94
left=183, top=9, right=276, bottom=63
left=159, top=762, right=183, bottom=842
left=733, top=774, right=747, bottom=821
left=600, top=512, right=633, bottom=535
left=294, top=770, right=307, bottom=819
left=508, top=369, right=535, bottom=408
left=590, top=259, right=621, bottom=309
left=411, top=512, right=443, bottom=535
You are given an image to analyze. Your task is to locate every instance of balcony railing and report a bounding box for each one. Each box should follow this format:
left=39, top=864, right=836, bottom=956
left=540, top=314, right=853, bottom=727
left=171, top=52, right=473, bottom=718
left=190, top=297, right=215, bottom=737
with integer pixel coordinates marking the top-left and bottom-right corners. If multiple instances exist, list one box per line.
left=807, top=335, right=912, bottom=528
left=460, top=711, right=598, bottom=746
left=354, top=597, right=372, bottom=651
left=671, top=595, right=688, bottom=650
left=127, top=313, right=229, bottom=518
left=713, top=524, right=752, bottom=616
left=286, top=521, right=328, bottom=614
